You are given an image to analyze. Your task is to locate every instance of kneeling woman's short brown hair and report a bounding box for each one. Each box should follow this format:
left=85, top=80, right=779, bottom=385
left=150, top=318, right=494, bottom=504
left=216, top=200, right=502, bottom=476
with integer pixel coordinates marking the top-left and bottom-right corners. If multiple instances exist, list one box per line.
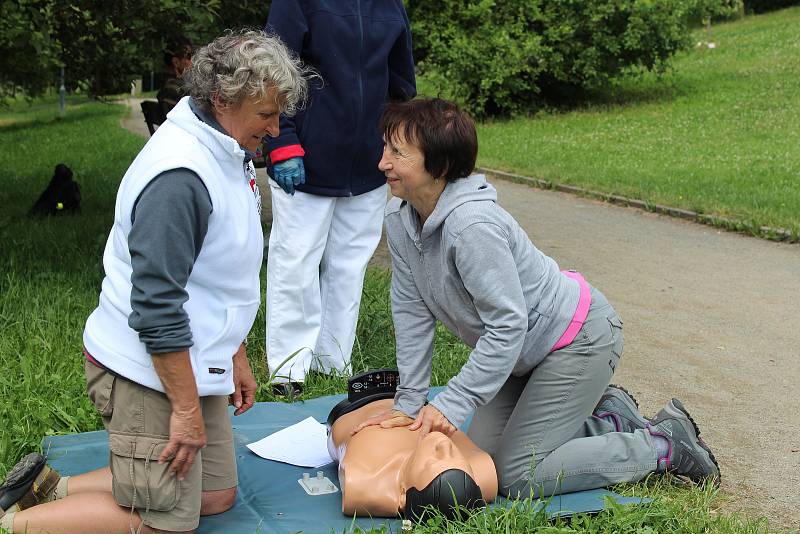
left=380, top=98, right=478, bottom=183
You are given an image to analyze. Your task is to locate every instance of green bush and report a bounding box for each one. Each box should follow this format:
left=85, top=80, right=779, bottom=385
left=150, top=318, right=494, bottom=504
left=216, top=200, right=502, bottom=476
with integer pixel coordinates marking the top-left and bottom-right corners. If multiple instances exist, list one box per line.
left=408, top=0, right=736, bottom=118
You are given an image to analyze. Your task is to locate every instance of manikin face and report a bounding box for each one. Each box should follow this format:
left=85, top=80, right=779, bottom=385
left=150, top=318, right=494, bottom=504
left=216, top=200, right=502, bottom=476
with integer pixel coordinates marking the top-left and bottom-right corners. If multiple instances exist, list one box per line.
left=213, top=89, right=281, bottom=152
left=399, top=432, right=476, bottom=504
left=378, top=131, right=438, bottom=201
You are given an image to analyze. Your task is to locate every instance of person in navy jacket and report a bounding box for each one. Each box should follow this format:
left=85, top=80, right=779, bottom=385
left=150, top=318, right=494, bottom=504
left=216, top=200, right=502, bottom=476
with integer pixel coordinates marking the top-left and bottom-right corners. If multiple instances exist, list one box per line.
left=264, top=0, right=415, bottom=391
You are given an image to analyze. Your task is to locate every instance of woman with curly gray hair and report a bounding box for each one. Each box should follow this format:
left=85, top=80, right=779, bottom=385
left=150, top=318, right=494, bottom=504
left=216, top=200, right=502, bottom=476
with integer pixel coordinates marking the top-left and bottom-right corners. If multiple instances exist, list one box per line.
left=0, top=31, right=308, bottom=534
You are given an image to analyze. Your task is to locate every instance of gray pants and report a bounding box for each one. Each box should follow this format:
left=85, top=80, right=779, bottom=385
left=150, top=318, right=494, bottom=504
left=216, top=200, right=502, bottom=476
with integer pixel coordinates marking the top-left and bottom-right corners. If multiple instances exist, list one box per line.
left=467, top=288, right=657, bottom=498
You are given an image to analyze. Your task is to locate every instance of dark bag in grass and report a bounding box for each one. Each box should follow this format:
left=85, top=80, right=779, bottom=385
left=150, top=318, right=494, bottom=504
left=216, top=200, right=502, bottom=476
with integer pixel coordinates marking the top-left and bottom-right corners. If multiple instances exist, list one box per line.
left=29, top=164, right=81, bottom=216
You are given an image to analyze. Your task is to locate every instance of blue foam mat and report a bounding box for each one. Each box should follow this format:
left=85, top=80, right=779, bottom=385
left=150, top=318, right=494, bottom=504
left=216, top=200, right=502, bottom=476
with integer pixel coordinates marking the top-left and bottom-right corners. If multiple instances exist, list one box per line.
left=42, top=390, right=647, bottom=533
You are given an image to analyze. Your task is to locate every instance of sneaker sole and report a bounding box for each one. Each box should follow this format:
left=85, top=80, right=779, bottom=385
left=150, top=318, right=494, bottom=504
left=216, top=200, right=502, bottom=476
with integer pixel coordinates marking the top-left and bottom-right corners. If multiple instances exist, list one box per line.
left=666, top=398, right=722, bottom=486
left=0, top=453, right=46, bottom=515
left=0, top=453, right=44, bottom=491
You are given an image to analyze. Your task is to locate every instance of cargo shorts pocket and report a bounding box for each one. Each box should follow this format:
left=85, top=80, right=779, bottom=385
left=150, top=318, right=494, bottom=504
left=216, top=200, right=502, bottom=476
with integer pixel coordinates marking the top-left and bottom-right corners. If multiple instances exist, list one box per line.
left=109, top=433, right=179, bottom=512
left=85, top=361, right=115, bottom=418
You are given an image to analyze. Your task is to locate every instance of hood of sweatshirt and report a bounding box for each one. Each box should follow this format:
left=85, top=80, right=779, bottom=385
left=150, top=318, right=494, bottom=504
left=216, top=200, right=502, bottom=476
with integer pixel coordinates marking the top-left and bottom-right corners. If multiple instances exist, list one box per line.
left=398, top=174, right=498, bottom=243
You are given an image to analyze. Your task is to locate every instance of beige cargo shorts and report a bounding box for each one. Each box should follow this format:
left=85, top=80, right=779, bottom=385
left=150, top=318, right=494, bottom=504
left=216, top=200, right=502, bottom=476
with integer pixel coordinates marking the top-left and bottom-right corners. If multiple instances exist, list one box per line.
left=85, top=360, right=237, bottom=531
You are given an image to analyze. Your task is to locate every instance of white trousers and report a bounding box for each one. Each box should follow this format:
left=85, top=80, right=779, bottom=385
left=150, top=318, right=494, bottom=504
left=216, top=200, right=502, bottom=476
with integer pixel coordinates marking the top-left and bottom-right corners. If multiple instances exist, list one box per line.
left=266, top=182, right=387, bottom=383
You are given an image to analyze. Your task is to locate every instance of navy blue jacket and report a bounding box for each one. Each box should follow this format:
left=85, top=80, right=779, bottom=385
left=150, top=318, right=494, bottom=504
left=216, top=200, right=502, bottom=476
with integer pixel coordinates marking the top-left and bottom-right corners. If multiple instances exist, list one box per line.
left=265, top=0, right=416, bottom=197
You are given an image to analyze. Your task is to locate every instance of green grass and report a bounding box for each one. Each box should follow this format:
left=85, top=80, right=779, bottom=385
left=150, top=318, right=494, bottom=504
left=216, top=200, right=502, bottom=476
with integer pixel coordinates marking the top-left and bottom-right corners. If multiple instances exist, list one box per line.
left=466, top=6, right=800, bottom=236
left=0, top=96, right=147, bottom=468
left=0, top=95, right=782, bottom=533
left=405, top=478, right=775, bottom=534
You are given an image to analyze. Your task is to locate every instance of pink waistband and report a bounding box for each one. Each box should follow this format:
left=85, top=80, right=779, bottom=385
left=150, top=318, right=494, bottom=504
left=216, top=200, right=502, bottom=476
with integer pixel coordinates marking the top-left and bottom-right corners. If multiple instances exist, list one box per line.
left=551, top=271, right=592, bottom=352
left=84, top=349, right=104, bottom=369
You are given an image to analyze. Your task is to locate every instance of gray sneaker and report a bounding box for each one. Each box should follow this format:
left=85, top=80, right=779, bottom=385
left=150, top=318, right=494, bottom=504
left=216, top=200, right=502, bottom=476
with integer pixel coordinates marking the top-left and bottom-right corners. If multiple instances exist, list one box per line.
left=648, top=398, right=721, bottom=486
left=594, top=384, right=649, bottom=433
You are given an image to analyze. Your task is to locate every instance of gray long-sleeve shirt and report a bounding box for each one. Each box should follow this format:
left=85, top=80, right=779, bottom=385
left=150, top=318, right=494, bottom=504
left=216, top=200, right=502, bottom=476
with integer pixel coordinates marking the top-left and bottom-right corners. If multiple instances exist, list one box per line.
left=127, top=170, right=212, bottom=353
left=127, top=98, right=256, bottom=354
left=385, top=174, right=581, bottom=428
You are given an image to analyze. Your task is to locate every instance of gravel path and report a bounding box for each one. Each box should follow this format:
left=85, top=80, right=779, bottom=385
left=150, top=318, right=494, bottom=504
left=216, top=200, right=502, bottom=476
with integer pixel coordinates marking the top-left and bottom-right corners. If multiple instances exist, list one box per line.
left=124, top=100, right=800, bottom=531
left=482, top=180, right=800, bottom=530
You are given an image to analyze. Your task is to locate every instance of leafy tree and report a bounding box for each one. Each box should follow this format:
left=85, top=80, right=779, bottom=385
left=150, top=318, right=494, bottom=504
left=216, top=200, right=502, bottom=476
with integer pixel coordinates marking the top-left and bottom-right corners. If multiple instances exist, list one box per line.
left=215, top=0, right=268, bottom=34
left=0, top=1, right=60, bottom=98
left=0, top=0, right=271, bottom=100
left=744, top=0, right=799, bottom=12
left=56, top=1, right=219, bottom=95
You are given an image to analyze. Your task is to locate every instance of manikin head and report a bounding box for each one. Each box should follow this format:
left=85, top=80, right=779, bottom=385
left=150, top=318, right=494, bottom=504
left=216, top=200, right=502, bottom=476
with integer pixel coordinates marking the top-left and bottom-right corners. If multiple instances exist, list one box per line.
left=327, top=397, right=497, bottom=519
left=401, top=432, right=485, bottom=520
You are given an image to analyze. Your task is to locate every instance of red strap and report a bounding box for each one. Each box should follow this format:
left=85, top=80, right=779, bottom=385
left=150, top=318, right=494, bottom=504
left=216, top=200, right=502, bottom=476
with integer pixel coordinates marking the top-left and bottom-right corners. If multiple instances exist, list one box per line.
left=269, top=144, right=305, bottom=164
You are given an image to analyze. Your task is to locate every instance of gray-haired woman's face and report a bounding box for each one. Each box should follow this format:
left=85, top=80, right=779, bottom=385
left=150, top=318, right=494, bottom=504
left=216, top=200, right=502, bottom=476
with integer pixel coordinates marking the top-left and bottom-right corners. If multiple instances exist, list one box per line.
left=213, top=88, right=281, bottom=152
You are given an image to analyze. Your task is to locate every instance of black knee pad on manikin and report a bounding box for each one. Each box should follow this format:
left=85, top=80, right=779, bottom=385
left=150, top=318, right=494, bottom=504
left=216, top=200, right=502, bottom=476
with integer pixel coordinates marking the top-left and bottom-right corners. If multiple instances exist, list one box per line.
left=326, top=369, right=400, bottom=430
left=404, top=468, right=484, bottom=520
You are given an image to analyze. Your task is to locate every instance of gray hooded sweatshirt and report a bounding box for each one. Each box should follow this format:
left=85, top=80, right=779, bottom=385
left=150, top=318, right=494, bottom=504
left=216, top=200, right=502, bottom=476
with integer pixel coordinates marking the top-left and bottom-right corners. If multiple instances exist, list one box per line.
left=386, top=174, right=581, bottom=428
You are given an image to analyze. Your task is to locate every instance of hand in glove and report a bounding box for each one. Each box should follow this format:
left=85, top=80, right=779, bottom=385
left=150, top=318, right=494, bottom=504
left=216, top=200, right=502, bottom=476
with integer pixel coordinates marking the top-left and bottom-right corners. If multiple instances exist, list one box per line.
left=272, top=157, right=305, bottom=195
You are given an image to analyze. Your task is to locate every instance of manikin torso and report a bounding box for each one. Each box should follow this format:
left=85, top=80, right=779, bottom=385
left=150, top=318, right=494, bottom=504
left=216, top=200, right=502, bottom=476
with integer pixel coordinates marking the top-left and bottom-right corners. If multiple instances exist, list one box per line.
left=327, top=399, right=498, bottom=517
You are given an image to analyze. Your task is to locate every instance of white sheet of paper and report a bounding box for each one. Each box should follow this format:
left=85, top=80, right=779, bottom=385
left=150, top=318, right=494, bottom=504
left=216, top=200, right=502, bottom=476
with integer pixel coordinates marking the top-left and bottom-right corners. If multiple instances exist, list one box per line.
left=246, top=416, right=333, bottom=467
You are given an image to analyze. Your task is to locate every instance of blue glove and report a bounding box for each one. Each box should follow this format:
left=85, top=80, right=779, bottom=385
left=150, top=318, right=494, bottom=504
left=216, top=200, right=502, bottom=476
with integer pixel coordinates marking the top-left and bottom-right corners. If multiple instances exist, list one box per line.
left=272, top=157, right=305, bottom=195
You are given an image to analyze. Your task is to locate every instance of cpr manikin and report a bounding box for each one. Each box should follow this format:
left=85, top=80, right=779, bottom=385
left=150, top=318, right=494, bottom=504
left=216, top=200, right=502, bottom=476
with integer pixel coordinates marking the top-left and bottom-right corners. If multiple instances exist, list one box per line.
left=326, top=390, right=498, bottom=519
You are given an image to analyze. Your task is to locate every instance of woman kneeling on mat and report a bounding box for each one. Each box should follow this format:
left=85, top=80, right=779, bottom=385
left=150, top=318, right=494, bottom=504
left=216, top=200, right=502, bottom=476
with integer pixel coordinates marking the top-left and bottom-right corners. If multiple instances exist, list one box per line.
left=353, top=98, right=720, bottom=500
left=0, top=31, right=308, bottom=534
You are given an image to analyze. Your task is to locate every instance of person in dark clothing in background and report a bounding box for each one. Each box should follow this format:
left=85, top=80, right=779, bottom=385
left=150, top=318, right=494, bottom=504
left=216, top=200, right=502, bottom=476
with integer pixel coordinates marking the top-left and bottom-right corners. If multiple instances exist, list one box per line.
left=156, top=36, right=193, bottom=113
left=263, top=0, right=416, bottom=393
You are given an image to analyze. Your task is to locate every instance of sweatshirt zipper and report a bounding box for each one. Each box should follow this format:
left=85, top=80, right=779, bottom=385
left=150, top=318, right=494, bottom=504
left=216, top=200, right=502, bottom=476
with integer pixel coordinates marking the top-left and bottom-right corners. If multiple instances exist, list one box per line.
left=350, top=0, right=365, bottom=196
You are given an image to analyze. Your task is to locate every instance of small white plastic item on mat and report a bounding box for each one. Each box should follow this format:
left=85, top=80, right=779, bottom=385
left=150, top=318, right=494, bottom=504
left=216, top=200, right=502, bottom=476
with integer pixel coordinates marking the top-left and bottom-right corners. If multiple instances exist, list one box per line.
left=298, top=471, right=339, bottom=495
